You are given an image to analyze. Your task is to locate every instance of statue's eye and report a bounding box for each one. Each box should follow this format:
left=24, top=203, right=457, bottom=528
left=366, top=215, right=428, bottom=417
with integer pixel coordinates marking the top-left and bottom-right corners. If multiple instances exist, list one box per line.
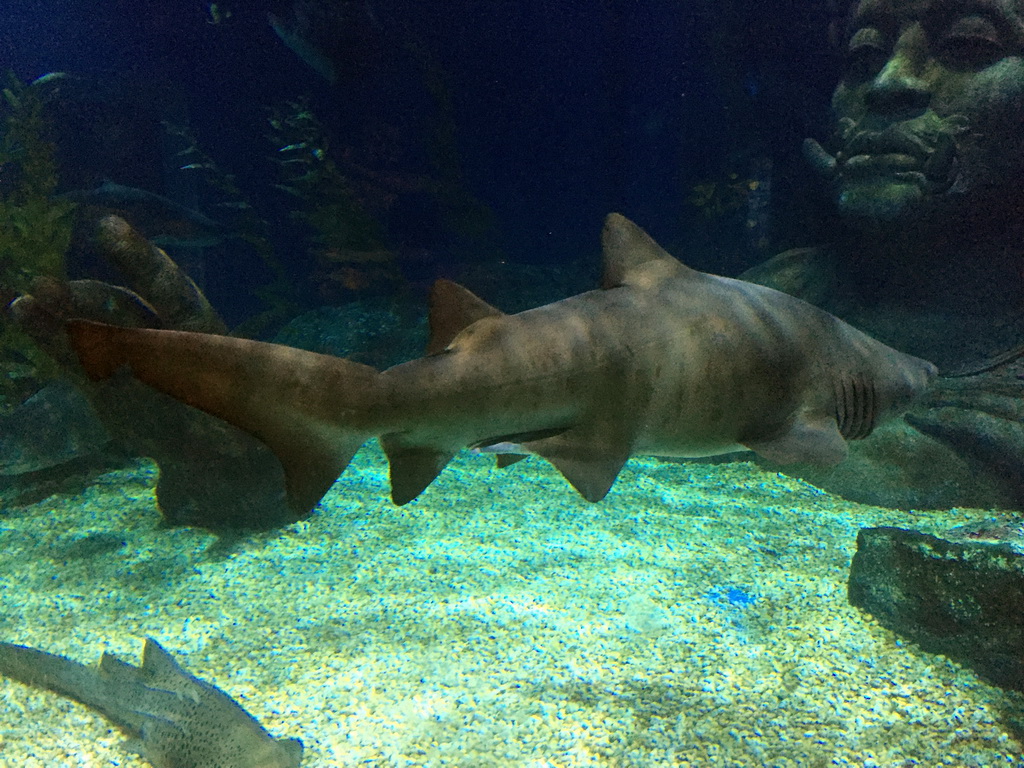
left=935, top=15, right=1006, bottom=67
left=845, top=27, right=889, bottom=81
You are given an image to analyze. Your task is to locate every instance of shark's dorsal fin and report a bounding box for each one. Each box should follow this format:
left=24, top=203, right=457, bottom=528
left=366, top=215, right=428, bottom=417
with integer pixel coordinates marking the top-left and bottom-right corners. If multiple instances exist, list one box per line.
left=427, top=279, right=503, bottom=355
left=601, top=213, right=690, bottom=289
left=138, top=638, right=197, bottom=696
left=140, top=639, right=178, bottom=676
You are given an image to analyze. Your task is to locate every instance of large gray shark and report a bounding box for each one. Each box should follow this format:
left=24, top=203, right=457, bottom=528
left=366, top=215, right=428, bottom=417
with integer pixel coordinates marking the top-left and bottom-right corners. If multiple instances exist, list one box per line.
left=68, top=214, right=937, bottom=515
left=0, top=637, right=302, bottom=768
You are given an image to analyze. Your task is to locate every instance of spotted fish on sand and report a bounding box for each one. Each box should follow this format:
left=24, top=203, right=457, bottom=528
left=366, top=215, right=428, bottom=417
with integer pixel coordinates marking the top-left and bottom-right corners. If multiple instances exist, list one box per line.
left=68, top=214, right=937, bottom=515
left=0, top=637, right=303, bottom=768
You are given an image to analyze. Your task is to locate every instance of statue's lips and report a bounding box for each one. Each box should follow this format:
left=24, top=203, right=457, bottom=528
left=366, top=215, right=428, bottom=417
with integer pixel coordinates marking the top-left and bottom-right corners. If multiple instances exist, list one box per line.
left=835, top=141, right=956, bottom=191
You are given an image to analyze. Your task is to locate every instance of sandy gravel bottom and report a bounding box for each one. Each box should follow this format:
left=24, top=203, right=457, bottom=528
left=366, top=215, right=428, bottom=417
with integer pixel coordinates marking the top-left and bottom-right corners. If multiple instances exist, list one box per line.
left=0, top=443, right=1021, bottom=767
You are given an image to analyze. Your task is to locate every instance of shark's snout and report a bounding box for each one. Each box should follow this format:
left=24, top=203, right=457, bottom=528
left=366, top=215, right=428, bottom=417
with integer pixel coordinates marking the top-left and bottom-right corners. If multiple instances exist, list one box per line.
left=889, top=356, right=939, bottom=415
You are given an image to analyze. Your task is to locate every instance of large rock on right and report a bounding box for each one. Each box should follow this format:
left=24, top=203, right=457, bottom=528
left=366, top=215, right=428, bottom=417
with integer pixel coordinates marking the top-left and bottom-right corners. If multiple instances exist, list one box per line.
left=848, top=525, right=1024, bottom=691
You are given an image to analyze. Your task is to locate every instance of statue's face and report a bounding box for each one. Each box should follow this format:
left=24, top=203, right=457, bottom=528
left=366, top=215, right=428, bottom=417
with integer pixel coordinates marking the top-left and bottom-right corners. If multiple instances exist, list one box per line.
left=811, top=0, right=1024, bottom=222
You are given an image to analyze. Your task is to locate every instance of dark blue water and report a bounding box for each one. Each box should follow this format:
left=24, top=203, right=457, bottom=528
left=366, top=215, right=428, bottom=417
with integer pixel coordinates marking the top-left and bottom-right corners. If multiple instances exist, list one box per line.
left=4, top=0, right=839, bottom=325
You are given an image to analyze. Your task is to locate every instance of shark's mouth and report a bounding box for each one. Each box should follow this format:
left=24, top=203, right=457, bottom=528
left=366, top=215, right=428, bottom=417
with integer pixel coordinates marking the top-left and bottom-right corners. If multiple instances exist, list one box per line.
left=804, top=113, right=969, bottom=197
left=834, top=374, right=879, bottom=440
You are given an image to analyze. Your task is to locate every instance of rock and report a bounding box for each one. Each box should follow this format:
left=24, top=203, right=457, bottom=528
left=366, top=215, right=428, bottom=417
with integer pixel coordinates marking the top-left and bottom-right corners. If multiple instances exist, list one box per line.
left=0, top=380, right=109, bottom=475
left=848, top=525, right=1024, bottom=691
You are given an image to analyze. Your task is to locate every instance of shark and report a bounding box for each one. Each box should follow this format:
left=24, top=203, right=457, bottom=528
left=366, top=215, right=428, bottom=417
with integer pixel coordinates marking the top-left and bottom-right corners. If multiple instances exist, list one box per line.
left=0, top=637, right=303, bottom=768
left=67, top=213, right=937, bottom=515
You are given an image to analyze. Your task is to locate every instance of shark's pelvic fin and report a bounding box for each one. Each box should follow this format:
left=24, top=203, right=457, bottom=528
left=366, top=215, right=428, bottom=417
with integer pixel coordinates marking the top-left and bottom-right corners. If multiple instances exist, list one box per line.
left=380, top=441, right=457, bottom=505
left=522, top=415, right=636, bottom=502
left=426, top=278, right=503, bottom=355
left=495, top=453, right=529, bottom=469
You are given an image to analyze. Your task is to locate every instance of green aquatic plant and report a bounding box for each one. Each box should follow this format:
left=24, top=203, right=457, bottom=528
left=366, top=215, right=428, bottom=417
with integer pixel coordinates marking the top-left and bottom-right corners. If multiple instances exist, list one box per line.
left=267, top=100, right=396, bottom=295
left=0, top=73, right=76, bottom=401
left=164, top=120, right=298, bottom=337
left=0, top=73, right=75, bottom=289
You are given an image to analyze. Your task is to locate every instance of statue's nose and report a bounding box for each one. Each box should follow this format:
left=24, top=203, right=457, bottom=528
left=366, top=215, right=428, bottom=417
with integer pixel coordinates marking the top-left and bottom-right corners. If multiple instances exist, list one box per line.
left=863, top=34, right=931, bottom=117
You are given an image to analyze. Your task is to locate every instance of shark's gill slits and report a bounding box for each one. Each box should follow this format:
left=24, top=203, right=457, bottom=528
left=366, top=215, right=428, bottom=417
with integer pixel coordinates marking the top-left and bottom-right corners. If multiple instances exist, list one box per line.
left=835, top=374, right=879, bottom=440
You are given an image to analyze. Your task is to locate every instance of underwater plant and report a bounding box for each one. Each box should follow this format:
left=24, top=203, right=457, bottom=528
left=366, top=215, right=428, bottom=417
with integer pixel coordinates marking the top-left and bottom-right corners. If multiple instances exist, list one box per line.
left=165, top=120, right=299, bottom=337
left=0, top=73, right=77, bottom=404
left=267, top=100, right=397, bottom=298
left=0, top=74, right=75, bottom=289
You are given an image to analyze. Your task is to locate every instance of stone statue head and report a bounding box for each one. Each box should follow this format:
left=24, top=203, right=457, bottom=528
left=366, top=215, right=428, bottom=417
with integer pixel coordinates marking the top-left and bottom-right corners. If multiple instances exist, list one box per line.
left=807, top=0, right=1024, bottom=225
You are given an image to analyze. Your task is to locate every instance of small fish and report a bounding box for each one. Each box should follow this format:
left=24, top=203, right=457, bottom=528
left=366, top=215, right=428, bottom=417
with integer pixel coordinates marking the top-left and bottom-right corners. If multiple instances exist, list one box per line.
left=471, top=440, right=528, bottom=455
left=0, top=637, right=303, bottom=768
left=945, top=518, right=1024, bottom=551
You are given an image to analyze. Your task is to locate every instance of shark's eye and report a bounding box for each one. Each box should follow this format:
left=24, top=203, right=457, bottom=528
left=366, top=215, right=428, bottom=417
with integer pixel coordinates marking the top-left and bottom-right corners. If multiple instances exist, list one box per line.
left=845, top=27, right=889, bottom=82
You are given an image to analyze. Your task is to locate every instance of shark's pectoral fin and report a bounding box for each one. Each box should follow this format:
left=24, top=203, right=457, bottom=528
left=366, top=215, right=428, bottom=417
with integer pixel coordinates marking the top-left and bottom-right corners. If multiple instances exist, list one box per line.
left=523, top=420, right=634, bottom=502
left=744, top=415, right=848, bottom=466
left=381, top=439, right=457, bottom=504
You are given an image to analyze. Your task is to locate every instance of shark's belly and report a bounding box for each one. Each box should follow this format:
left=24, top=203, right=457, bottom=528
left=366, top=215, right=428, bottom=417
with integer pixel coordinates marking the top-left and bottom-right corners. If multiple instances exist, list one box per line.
left=634, top=388, right=753, bottom=458
left=634, top=433, right=747, bottom=459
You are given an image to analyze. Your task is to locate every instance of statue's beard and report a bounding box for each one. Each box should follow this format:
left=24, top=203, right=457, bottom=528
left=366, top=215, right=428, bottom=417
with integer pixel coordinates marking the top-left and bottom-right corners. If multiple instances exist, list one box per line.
left=835, top=176, right=928, bottom=221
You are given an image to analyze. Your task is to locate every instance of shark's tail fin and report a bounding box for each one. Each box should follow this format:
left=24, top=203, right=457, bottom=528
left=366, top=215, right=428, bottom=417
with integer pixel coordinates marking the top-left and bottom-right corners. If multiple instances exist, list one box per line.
left=0, top=641, right=142, bottom=735
left=68, top=320, right=381, bottom=517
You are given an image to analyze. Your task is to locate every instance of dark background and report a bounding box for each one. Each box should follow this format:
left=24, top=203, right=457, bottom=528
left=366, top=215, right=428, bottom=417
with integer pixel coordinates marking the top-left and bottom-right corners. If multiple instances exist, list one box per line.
left=0, top=0, right=842, bottom=327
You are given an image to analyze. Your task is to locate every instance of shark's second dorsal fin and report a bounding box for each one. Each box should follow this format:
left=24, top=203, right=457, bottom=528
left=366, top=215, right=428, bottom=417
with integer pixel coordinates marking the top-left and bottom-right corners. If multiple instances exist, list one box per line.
left=601, top=213, right=690, bottom=290
left=427, top=279, right=503, bottom=355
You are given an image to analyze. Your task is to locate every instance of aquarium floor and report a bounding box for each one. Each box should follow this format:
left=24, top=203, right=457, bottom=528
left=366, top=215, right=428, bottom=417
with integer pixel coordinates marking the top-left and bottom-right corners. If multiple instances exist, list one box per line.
left=0, top=442, right=1021, bottom=767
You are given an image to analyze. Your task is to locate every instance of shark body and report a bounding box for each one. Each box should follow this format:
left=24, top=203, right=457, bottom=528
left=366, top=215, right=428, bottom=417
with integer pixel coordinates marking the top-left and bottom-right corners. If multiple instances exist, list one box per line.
left=68, top=214, right=936, bottom=514
left=0, top=637, right=302, bottom=768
